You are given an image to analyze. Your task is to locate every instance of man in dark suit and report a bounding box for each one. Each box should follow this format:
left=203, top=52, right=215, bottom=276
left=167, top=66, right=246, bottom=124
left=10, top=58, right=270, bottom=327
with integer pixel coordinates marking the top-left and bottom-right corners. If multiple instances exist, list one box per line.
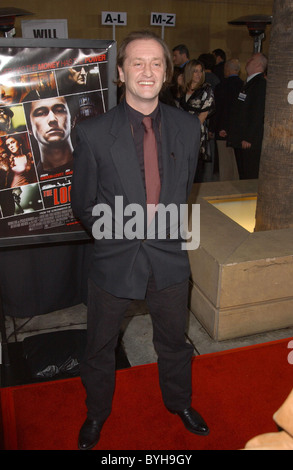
left=227, top=52, right=268, bottom=179
left=214, top=58, right=243, bottom=180
left=212, top=48, right=226, bottom=83
left=71, top=30, right=209, bottom=450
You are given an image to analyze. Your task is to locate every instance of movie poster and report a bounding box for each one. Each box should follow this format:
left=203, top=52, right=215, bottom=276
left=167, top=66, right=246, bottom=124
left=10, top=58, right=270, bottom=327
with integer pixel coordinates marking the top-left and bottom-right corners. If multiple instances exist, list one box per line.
left=0, top=39, right=116, bottom=246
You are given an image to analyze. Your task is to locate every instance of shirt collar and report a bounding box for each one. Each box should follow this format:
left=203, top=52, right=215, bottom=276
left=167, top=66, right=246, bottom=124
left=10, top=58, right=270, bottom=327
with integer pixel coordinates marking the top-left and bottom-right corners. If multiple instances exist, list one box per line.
left=124, top=99, right=160, bottom=127
left=246, top=72, right=262, bottom=83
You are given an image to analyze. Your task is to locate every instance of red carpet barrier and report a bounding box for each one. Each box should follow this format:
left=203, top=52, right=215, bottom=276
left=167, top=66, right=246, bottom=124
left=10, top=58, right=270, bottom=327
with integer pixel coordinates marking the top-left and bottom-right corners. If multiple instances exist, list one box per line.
left=1, top=338, right=292, bottom=450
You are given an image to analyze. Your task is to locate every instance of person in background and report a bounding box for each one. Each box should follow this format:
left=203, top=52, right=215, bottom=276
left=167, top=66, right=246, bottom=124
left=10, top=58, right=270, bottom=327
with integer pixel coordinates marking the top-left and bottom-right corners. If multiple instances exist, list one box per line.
left=212, top=48, right=226, bottom=83
left=180, top=59, right=215, bottom=182
left=197, top=54, right=220, bottom=180
left=227, top=52, right=267, bottom=179
left=214, top=58, right=243, bottom=181
left=172, top=44, right=190, bottom=69
left=159, top=66, right=184, bottom=107
left=198, top=53, right=220, bottom=91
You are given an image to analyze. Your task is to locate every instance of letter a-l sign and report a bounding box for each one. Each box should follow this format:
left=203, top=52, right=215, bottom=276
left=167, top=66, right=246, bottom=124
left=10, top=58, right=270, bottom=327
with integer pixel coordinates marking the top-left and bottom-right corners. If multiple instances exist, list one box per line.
left=101, top=12, right=127, bottom=25
left=101, top=11, right=127, bottom=40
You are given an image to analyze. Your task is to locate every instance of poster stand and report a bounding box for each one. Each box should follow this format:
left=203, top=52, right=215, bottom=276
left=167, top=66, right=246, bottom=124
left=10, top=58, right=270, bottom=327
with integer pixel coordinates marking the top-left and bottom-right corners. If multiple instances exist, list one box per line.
left=0, top=38, right=116, bottom=384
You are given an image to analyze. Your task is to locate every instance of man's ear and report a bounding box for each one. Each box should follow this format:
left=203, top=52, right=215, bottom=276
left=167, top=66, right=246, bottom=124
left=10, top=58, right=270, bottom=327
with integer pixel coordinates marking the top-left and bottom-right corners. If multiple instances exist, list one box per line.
left=117, top=66, right=125, bottom=83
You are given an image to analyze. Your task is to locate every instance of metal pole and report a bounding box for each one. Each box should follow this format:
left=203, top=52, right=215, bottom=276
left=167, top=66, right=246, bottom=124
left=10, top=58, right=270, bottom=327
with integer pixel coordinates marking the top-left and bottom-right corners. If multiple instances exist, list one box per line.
left=253, top=33, right=265, bottom=53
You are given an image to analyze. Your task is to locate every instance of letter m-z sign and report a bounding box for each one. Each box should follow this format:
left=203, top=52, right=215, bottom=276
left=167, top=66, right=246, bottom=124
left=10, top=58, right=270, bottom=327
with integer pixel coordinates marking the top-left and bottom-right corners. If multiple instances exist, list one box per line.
left=150, top=13, right=176, bottom=26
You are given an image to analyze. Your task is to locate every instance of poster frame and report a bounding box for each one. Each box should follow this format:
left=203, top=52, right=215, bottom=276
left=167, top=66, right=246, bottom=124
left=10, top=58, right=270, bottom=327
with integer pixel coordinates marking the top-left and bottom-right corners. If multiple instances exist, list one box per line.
left=0, top=37, right=117, bottom=248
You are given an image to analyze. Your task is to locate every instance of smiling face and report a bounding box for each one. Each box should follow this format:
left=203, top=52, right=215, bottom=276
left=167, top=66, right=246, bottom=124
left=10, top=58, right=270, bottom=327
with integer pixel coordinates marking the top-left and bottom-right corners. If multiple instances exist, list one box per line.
left=30, top=97, right=71, bottom=147
left=118, top=38, right=166, bottom=113
left=191, top=64, right=204, bottom=88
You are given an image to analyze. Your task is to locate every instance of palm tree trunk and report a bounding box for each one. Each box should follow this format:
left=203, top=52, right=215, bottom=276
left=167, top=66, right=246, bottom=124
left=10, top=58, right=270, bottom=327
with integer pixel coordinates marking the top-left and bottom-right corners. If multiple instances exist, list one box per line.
left=255, top=0, right=293, bottom=231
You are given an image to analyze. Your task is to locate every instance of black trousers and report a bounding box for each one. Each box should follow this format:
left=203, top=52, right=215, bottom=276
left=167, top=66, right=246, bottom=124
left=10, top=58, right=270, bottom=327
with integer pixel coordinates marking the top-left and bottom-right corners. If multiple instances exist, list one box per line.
left=235, top=146, right=261, bottom=180
left=81, top=275, right=194, bottom=422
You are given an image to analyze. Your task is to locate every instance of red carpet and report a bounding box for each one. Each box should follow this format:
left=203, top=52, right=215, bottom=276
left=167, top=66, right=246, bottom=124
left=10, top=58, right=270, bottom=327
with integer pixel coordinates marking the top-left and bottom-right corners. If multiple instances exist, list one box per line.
left=1, top=338, right=292, bottom=450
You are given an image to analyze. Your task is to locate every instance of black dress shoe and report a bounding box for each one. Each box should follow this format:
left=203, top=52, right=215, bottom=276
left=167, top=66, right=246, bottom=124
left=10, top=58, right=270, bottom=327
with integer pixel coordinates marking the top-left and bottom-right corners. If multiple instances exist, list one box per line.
left=169, top=407, right=210, bottom=436
left=78, top=418, right=102, bottom=450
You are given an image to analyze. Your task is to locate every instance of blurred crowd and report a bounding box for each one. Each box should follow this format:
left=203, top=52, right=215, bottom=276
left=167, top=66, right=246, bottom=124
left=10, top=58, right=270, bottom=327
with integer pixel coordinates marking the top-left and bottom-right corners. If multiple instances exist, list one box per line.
left=160, top=44, right=267, bottom=182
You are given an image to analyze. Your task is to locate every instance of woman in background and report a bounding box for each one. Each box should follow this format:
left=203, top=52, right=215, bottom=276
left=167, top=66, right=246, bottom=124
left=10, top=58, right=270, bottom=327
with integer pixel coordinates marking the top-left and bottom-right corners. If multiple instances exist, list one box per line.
left=180, top=59, right=215, bottom=181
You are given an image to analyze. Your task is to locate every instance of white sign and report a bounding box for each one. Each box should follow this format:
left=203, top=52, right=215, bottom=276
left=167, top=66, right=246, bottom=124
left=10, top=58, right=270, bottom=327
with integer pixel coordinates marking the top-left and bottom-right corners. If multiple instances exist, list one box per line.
left=150, top=12, right=176, bottom=27
left=21, top=19, right=68, bottom=39
left=101, top=12, right=127, bottom=26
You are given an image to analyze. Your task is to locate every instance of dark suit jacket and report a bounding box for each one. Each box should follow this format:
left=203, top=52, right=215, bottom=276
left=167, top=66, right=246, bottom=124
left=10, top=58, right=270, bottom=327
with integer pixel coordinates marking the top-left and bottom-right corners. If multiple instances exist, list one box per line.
left=214, top=75, right=244, bottom=139
left=227, top=72, right=267, bottom=149
left=71, top=100, right=200, bottom=299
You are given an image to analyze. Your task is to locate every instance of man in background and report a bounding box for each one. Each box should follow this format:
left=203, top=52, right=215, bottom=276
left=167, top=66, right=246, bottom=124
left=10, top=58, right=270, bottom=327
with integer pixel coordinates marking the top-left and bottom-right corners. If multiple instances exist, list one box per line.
left=227, top=52, right=267, bottom=179
left=212, top=48, right=226, bottom=83
left=172, top=44, right=190, bottom=68
left=214, top=58, right=243, bottom=180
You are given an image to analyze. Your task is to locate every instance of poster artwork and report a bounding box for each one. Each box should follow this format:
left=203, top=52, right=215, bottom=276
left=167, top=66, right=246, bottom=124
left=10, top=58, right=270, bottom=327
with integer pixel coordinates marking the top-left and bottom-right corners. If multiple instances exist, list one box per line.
left=0, top=43, right=113, bottom=246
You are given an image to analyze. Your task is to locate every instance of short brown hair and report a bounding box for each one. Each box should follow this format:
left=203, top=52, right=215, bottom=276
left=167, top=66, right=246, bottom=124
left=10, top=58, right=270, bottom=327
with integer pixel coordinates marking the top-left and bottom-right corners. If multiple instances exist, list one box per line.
left=116, top=30, right=173, bottom=88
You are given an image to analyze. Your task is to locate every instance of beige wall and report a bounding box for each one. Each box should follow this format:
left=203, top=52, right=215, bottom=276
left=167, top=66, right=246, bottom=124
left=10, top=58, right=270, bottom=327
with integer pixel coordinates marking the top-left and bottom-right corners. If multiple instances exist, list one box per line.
left=4, top=0, right=273, bottom=79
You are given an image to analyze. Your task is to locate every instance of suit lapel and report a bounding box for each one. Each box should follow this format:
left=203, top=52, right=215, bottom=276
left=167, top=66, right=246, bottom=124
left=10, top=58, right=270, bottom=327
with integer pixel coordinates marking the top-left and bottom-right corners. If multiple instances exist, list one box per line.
left=110, top=103, right=146, bottom=209
left=244, top=72, right=263, bottom=91
left=109, top=102, right=185, bottom=230
left=159, top=103, right=184, bottom=206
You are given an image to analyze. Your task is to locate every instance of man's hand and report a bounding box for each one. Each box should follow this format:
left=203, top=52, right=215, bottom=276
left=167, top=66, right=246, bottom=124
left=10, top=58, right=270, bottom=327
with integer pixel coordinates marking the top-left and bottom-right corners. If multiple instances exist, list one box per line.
left=241, top=140, right=252, bottom=149
left=219, top=130, right=227, bottom=138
